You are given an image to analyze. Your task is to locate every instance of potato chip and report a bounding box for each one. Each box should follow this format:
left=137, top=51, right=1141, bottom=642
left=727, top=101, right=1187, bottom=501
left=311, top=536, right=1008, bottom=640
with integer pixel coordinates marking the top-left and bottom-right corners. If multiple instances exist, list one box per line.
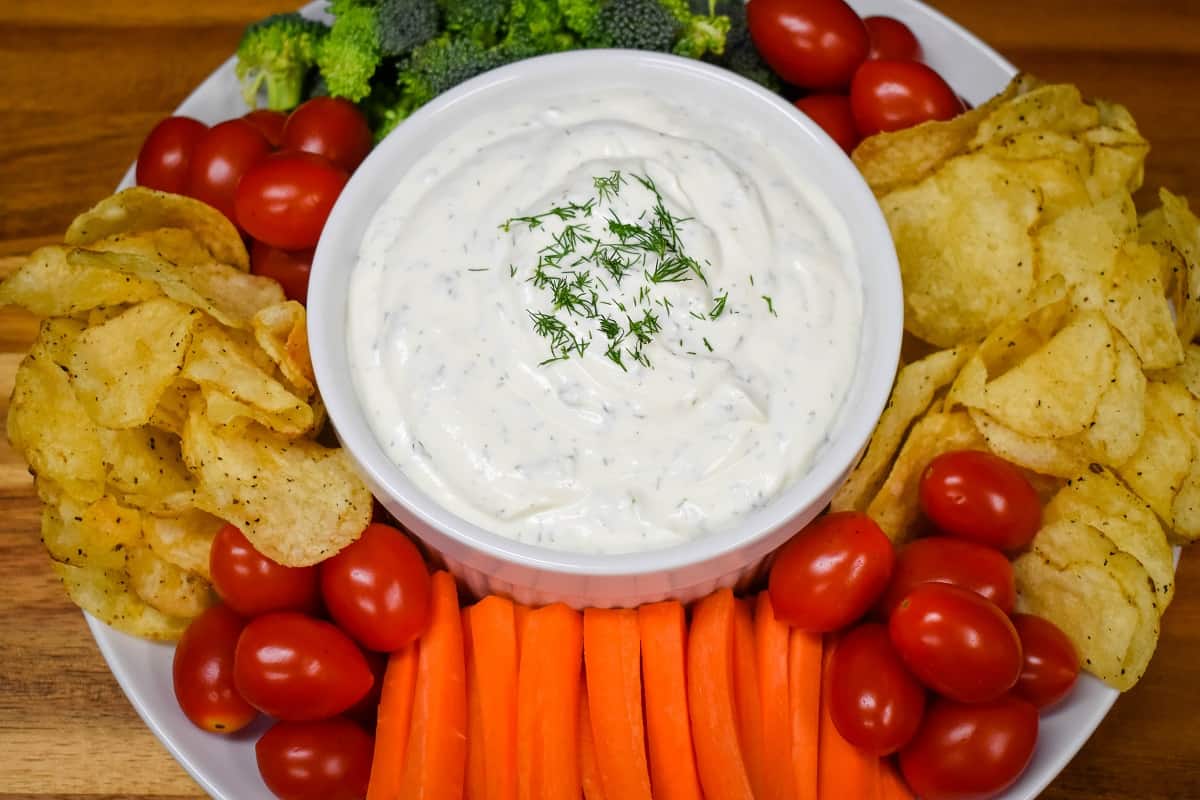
left=1076, top=332, right=1146, bottom=466
left=41, top=494, right=140, bottom=571
left=7, top=332, right=106, bottom=501
left=142, top=509, right=225, bottom=581
left=181, top=408, right=371, bottom=566
left=1148, top=344, right=1200, bottom=399
left=881, top=152, right=1041, bottom=347
left=66, top=298, right=199, bottom=429
left=832, top=346, right=971, bottom=513
left=182, top=324, right=314, bottom=435
left=97, top=426, right=195, bottom=509
left=126, top=545, right=215, bottom=619
left=66, top=249, right=285, bottom=331
left=64, top=187, right=249, bottom=271
left=89, top=227, right=221, bottom=270
left=970, top=84, right=1100, bottom=147
left=866, top=410, right=986, bottom=542
left=1044, top=468, right=1175, bottom=607
left=1116, top=380, right=1197, bottom=531
left=34, top=317, right=87, bottom=366
left=52, top=561, right=190, bottom=641
left=253, top=301, right=316, bottom=398
left=1148, top=189, right=1200, bottom=344
left=1038, top=192, right=1137, bottom=284
left=968, top=410, right=1092, bottom=478
left=0, top=246, right=162, bottom=316
left=148, top=379, right=200, bottom=436
left=1174, top=459, right=1200, bottom=544
left=980, top=311, right=1114, bottom=437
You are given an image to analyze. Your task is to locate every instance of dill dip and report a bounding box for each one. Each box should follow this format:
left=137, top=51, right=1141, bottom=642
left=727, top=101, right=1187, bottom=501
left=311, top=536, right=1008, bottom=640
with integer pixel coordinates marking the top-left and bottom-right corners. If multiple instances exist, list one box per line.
left=347, top=87, right=863, bottom=554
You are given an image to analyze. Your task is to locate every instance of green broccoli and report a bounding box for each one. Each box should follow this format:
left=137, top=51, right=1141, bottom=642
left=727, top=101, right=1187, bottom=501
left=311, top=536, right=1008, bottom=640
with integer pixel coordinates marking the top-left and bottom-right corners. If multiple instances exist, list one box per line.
left=693, top=0, right=778, bottom=89
left=317, top=5, right=384, bottom=102
left=235, top=13, right=328, bottom=111
left=585, top=0, right=680, bottom=51
left=378, top=0, right=442, bottom=56
left=661, top=0, right=729, bottom=58
left=502, top=0, right=578, bottom=55
left=398, top=35, right=507, bottom=108
left=442, top=0, right=512, bottom=48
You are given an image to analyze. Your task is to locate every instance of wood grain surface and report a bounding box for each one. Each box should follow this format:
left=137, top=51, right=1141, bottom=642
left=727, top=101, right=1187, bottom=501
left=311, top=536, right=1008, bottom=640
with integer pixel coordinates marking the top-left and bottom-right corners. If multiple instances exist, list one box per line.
left=1, top=1, right=1199, bottom=798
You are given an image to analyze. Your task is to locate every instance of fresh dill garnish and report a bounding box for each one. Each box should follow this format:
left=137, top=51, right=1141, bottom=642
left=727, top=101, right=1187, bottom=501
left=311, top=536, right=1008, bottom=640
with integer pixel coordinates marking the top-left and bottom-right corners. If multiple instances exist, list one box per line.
left=467, top=267, right=489, bottom=272
left=703, top=337, right=714, bottom=352
left=593, top=170, right=624, bottom=202
left=709, top=291, right=728, bottom=319
left=762, top=295, right=778, bottom=316
left=688, top=310, right=705, bottom=321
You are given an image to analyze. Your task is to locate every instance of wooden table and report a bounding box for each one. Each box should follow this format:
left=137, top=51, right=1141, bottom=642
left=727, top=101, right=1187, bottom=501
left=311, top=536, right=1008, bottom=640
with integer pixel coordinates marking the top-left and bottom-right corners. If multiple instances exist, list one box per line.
left=2, top=1, right=1199, bottom=797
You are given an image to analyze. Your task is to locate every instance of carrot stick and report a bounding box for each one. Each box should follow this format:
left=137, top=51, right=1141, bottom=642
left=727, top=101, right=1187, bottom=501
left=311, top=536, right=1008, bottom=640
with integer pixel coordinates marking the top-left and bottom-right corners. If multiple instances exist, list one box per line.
left=733, top=599, right=768, bottom=800
left=637, top=601, right=703, bottom=800
left=464, top=608, right=486, bottom=800
left=880, top=759, right=915, bottom=800
left=756, top=592, right=797, bottom=800
left=584, top=608, right=653, bottom=800
left=468, top=596, right=519, bottom=800
left=789, top=629, right=822, bottom=800
left=517, top=603, right=583, bottom=800
left=817, top=635, right=881, bottom=800
left=514, top=604, right=531, bottom=653
left=366, top=642, right=419, bottom=800
left=687, top=588, right=755, bottom=800
left=579, top=686, right=607, bottom=800
left=399, top=571, right=468, bottom=800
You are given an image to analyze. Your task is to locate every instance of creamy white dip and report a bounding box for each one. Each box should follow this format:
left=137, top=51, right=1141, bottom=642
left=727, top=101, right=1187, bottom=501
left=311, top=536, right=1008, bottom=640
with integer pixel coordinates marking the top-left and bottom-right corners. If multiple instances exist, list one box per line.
left=348, top=87, right=862, bottom=554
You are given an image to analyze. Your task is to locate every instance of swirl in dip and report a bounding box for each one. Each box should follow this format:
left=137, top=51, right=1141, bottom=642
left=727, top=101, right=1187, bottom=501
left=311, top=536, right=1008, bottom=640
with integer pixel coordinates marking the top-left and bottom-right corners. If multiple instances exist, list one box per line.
left=348, top=87, right=862, bottom=554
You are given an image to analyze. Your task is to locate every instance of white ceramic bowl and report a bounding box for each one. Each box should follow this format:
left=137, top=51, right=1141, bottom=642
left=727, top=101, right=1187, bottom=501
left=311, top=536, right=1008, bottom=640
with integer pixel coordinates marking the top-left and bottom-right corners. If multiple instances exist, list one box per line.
left=91, top=2, right=1120, bottom=798
left=307, top=50, right=903, bottom=608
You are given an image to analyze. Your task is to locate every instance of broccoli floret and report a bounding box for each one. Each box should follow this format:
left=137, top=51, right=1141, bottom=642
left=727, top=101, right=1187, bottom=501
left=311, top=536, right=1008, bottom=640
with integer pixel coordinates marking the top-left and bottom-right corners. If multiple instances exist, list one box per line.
left=693, top=0, right=777, bottom=88
left=559, top=0, right=603, bottom=40
left=441, top=0, right=512, bottom=47
left=503, top=0, right=578, bottom=54
left=317, top=5, right=384, bottom=102
left=235, top=13, right=328, bottom=110
left=398, top=35, right=506, bottom=108
left=661, top=0, right=728, bottom=58
left=585, top=0, right=679, bottom=51
left=378, top=0, right=441, bottom=56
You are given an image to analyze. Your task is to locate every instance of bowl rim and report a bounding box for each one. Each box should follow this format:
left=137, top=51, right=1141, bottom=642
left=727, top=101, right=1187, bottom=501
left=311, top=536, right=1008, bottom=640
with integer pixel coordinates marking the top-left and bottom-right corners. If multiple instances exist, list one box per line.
left=308, top=48, right=903, bottom=576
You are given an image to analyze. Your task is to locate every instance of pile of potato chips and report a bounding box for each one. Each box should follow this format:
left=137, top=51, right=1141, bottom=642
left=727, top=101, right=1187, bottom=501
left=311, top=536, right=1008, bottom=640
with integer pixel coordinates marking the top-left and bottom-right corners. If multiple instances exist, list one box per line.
left=2, top=188, right=371, bottom=640
left=839, top=76, right=1200, bottom=690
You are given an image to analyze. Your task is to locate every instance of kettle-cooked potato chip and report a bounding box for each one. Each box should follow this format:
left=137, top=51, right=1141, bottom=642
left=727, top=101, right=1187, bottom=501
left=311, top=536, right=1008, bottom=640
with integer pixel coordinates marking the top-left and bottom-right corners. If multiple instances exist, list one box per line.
left=1075, top=332, right=1146, bottom=466
left=66, top=298, right=199, bottom=429
left=1117, top=381, right=1198, bottom=535
left=126, top=545, right=216, bottom=619
left=1148, top=344, right=1200, bottom=399
left=52, top=561, right=190, bottom=641
left=0, top=246, right=162, bottom=316
left=181, top=407, right=371, bottom=566
left=253, top=301, right=316, bottom=398
left=64, top=188, right=249, bottom=271
left=967, top=410, right=1092, bottom=478
left=142, top=509, right=225, bottom=581
left=969, top=84, right=1100, bottom=147
left=98, top=426, right=195, bottom=510
left=41, top=493, right=141, bottom=571
left=1141, top=189, right=1200, bottom=345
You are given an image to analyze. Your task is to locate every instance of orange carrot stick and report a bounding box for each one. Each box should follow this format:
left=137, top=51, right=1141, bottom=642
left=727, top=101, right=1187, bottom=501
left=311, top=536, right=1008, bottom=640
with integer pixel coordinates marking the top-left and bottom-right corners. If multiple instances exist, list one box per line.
left=817, top=635, right=881, bottom=800
left=756, top=592, right=797, bottom=800
left=584, top=608, right=653, bottom=800
left=366, top=642, right=419, bottom=800
left=789, top=629, right=822, bottom=800
left=880, top=759, right=915, bottom=800
left=579, top=685, right=607, bottom=800
left=468, top=596, right=519, bottom=800
left=517, top=603, right=583, bottom=800
left=637, top=601, right=703, bottom=800
left=687, top=588, right=755, bottom=800
left=733, top=598, right=768, bottom=800
left=399, top=571, right=468, bottom=800
left=464, top=608, right=486, bottom=800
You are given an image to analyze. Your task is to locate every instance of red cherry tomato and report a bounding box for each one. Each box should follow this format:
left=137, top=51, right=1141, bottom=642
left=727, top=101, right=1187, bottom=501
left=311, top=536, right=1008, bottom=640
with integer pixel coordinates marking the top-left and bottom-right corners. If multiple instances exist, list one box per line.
left=172, top=604, right=257, bottom=734
left=878, top=536, right=1016, bottom=617
left=919, top=449, right=1043, bottom=551
left=320, top=523, right=433, bottom=652
left=209, top=524, right=319, bottom=618
left=850, top=60, right=963, bottom=137
left=889, top=583, right=1023, bottom=703
left=255, top=717, right=373, bottom=800
left=345, top=649, right=388, bottom=728
left=864, top=16, right=921, bottom=61
left=1012, top=613, right=1080, bottom=708
left=251, top=240, right=313, bottom=305
left=186, top=118, right=272, bottom=223
left=243, top=109, right=289, bottom=148
left=828, top=623, right=925, bottom=755
left=234, top=151, right=348, bottom=250
left=282, top=97, right=373, bottom=173
left=794, top=94, right=861, bottom=154
left=234, top=612, right=374, bottom=720
left=136, top=116, right=208, bottom=195
left=899, top=695, right=1039, bottom=800
left=747, top=0, right=869, bottom=90
left=769, top=511, right=895, bottom=632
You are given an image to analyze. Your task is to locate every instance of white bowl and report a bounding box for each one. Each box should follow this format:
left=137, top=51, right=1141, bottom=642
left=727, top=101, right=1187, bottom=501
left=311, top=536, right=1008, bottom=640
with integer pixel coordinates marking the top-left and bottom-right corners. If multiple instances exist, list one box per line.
left=92, top=3, right=1120, bottom=799
left=307, top=50, right=903, bottom=608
